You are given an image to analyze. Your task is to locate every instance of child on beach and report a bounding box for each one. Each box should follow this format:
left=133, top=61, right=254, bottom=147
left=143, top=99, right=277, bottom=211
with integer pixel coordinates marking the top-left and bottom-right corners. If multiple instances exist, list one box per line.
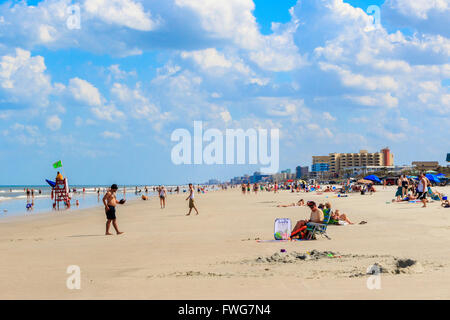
left=103, top=184, right=126, bottom=235
left=186, top=183, right=199, bottom=216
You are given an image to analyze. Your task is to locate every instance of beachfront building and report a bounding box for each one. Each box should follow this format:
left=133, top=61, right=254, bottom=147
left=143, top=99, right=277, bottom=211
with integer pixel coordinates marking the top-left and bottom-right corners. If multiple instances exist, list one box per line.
left=296, top=166, right=309, bottom=179
left=312, top=148, right=395, bottom=177
left=207, top=179, right=221, bottom=185
left=412, top=161, right=439, bottom=171
left=271, top=172, right=296, bottom=182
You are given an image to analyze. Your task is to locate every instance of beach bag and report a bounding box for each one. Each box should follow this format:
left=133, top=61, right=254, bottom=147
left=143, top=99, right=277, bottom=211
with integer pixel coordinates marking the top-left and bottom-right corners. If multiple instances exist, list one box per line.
left=274, top=218, right=292, bottom=240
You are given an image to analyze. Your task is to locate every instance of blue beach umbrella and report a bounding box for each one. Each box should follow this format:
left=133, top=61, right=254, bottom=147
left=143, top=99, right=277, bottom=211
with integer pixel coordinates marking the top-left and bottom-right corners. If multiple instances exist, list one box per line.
left=425, top=174, right=440, bottom=184
left=364, top=175, right=381, bottom=183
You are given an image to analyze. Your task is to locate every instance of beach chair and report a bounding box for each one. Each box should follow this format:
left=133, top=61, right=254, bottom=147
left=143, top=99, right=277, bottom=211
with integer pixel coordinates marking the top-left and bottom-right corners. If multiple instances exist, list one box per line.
left=427, top=187, right=442, bottom=201
left=306, top=209, right=332, bottom=240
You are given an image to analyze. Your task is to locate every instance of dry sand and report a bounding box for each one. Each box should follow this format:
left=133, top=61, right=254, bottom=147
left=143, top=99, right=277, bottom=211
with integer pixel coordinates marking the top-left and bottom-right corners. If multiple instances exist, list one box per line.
left=0, top=186, right=449, bottom=299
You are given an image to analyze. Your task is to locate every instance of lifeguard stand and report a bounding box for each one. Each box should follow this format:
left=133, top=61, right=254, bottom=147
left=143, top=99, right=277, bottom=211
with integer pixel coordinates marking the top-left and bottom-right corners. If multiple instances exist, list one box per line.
left=53, top=179, right=70, bottom=209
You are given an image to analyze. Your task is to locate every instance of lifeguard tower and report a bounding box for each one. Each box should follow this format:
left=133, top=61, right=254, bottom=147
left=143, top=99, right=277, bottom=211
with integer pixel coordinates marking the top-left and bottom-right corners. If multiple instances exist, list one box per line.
left=53, top=178, right=70, bottom=209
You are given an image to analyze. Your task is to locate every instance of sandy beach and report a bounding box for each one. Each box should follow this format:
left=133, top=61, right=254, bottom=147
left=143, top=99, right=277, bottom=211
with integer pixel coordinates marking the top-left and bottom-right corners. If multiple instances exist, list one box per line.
left=0, top=186, right=449, bottom=300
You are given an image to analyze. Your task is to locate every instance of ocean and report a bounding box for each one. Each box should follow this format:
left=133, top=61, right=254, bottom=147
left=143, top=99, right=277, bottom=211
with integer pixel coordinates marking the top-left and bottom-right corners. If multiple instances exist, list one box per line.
left=0, top=185, right=155, bottom=218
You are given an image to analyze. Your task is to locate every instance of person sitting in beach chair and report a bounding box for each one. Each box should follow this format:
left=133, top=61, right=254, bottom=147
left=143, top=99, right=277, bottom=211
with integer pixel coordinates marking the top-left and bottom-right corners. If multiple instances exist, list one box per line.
left=290, top=201, right=325, bottom=240
left=305, top=202, right=332, bottom=240
left=427, top=186, right=443, bottom=201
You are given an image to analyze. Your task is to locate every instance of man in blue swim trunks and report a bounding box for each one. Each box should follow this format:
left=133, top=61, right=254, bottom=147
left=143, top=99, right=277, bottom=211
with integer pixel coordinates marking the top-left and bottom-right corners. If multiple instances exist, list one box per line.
left=103, top=184, right=125, bottom=235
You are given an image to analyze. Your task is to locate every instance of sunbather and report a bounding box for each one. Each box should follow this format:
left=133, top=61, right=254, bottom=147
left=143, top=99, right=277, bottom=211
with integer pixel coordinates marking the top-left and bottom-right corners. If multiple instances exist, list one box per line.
left=324, top=202, right=353, bottom=224
left=277, top=199, right=304, bottom=207
left=331, top=209, right=354, bottom=225
left=428, top=186, right=443, bottom=201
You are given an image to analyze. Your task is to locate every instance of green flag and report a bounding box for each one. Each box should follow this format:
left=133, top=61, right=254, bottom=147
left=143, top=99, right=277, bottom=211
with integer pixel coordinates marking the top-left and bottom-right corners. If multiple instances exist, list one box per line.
left=53, top=160, right=62, bottom=169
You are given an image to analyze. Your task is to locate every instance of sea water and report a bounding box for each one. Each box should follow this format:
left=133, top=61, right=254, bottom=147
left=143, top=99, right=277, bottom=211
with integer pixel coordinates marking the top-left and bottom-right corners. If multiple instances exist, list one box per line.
left=0, top=186, right=151, bottom=218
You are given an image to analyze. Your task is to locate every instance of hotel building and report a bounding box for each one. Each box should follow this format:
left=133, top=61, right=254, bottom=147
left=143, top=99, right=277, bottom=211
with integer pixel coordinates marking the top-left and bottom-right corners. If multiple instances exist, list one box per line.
left=312, top=148, right=394, bottom=175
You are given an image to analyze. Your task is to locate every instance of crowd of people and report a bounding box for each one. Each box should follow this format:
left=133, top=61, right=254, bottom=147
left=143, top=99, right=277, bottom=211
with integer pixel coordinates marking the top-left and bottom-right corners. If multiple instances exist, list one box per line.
left=394, top=173, right=447, bottom=208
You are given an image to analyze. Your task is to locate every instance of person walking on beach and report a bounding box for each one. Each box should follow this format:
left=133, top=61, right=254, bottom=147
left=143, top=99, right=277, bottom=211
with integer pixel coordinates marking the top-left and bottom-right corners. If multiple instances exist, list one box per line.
left=103, top=184, right=125, bottom=235
left=186, top=183, right=199, bottom=216
left=159, top=185, right=167, bottom=209
left=417, top=173, right=428, bottom=208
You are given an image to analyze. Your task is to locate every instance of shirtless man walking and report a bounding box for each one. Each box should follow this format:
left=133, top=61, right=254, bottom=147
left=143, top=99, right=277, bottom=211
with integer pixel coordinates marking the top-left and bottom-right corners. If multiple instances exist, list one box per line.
left=103, top=184, right=125, bottom=235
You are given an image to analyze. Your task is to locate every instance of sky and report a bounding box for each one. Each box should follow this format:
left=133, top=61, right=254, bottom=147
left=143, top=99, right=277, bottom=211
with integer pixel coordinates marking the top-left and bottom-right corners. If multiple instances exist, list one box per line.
left=0, top=0, right=449, bottom=185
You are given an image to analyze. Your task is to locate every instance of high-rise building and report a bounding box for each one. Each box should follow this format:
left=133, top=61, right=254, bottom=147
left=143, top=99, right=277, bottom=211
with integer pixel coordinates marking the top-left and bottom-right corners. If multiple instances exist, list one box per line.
left=312, top=148, right=395, bottom=174
left=381, top=147, right=394, bottom=166
left=312, top=163, right=329, bottom=172
left=296, top=166, right=309, bottom=178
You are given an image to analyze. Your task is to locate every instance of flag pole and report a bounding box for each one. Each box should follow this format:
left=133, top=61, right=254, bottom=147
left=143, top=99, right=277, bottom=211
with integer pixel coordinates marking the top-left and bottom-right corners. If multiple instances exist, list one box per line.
left=61, top=161, right=66, bottom=180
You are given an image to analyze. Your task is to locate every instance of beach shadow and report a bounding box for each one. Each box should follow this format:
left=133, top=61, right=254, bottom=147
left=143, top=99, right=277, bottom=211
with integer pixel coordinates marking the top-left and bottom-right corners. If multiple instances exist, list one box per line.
left=68, top=234, right=104, bottom=238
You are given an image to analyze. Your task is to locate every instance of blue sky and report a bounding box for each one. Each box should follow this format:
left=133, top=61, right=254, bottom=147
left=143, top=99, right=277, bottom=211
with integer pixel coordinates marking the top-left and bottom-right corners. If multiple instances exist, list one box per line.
left=0, top=0, right=449, bottom=185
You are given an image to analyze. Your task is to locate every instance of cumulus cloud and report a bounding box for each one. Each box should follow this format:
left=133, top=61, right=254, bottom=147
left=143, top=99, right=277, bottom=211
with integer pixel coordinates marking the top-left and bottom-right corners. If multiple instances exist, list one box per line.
left=84, top=0, right=159, bottom=31
left=46, top=115, right=62, bottom=131
left=0, top=0, right=449, bottom=166
left=68, top=78, right=102, bottom=106
left=0, top=48, right=53, bottom=107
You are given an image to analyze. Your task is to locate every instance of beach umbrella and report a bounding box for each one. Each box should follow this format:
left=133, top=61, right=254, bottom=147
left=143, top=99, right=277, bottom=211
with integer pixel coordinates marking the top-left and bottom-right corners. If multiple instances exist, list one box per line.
left=425, top=174, right=440, bottom=183
left=45, top=179, right=56, bottom=188
left=426, top=170, right=437, bottom=174
left=364, top=175, right=381, bottom=183
left=436, top=173, right=446, bottom=177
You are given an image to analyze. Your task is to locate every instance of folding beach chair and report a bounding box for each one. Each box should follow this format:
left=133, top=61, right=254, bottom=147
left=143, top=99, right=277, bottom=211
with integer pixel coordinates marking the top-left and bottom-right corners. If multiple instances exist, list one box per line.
left=306, top=209, right=332, bottom=240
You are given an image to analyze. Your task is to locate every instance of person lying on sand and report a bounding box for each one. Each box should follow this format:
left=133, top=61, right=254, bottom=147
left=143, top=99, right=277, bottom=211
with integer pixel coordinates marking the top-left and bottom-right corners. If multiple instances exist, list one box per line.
left=277, top=199, right=304, bottom=207
left=331, top=209, right=354, bottom=225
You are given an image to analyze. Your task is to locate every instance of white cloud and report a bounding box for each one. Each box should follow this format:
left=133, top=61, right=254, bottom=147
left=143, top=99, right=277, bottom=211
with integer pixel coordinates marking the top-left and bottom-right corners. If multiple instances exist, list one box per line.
left=175, top=0, right=260, bottom=49
left=83, top=0, right=159, bottom=31
left=323, top=112, right=336, bottom=121
left=385, top=0, right=449, bottom=20
left=3, top=123, right=46, bottom=146
left=46, top=115, right=62, bottom=131
left=101, top=131, right=121, bottom=139
left=220, top=110, right=232, bottom=123
left=0, top=48, right=53, bottom=106
left=108, top=64, right=136, bottom=80
left=91, top=104, right=125, bottom=121
left=69, top=78, right=102, bottom=106
left=111, top=82, right=168, bottom=121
